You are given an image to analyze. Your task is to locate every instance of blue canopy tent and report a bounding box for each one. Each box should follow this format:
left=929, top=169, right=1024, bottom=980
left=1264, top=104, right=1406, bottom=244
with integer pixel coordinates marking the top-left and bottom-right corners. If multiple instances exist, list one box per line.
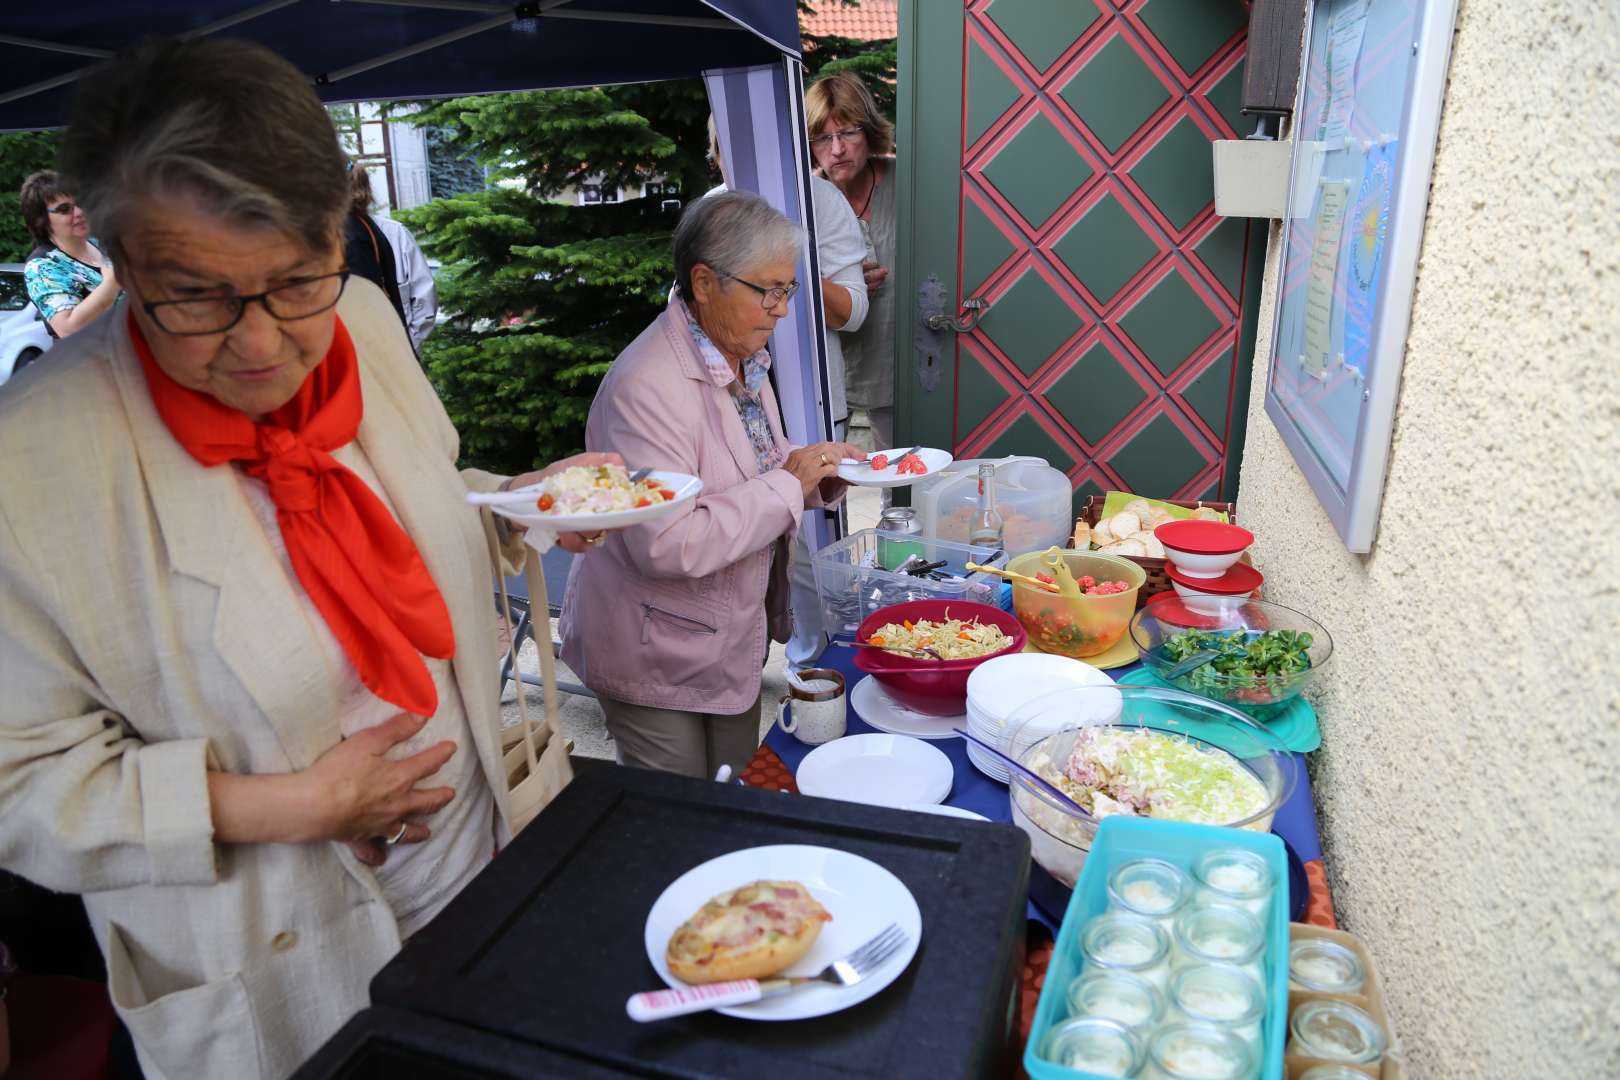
left=0, top=0, right=839, bottom=548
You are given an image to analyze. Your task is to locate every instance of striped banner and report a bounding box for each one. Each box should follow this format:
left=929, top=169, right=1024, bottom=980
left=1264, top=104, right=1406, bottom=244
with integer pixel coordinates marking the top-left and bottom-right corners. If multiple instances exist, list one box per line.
left=706, top=59, right=841, bottom=553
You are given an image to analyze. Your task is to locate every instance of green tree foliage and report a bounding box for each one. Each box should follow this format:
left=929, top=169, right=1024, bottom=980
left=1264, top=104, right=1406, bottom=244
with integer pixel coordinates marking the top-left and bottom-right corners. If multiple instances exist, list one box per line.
left=0, top=132, right=60, bottom=262
left=397, top=3, right=895, bottom=475
left=394, top=84, right=712, bottom=475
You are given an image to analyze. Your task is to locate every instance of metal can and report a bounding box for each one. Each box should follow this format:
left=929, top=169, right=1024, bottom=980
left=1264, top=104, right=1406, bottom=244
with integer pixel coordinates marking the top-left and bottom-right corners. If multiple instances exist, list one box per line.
left=876, top=507, right=924, bottom=570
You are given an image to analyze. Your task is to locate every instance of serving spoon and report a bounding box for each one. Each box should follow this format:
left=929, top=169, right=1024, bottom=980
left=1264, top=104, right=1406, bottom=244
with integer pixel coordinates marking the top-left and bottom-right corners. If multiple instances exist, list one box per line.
left=953, top=728, right=1093, bottom=820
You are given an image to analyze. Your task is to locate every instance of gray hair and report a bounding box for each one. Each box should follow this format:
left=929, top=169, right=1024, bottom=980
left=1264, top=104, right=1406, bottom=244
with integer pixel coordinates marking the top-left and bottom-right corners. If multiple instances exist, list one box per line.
left=672, top=190, right=802, bottom=300
left=59, top=38, right=349, bottom=261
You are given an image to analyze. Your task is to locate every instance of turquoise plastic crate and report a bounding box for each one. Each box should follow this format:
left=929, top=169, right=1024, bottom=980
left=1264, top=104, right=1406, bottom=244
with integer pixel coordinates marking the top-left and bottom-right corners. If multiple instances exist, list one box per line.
left=1023, top=817, right=1289, bottom=1080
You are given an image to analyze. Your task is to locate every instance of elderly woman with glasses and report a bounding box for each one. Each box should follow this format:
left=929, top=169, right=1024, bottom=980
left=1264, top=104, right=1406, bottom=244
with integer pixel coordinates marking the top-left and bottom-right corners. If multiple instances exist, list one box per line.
left=0, top=38, right=612, bottom=1080
left=560, top=191, right=865, bottom=779
left=18, top=169, right=121, bottom=339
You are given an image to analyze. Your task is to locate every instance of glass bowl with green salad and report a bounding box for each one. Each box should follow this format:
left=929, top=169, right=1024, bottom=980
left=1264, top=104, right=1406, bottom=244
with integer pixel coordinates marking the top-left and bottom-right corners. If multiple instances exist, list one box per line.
left=1129, top=597, right=1333, bottom=719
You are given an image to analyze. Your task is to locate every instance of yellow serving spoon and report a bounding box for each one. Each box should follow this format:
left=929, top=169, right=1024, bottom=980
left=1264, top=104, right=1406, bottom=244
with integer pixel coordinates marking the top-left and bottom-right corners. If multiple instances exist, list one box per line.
left=1039, top=546, right=1084, bottom=601
left=964, top=562, right=1059, bottom=593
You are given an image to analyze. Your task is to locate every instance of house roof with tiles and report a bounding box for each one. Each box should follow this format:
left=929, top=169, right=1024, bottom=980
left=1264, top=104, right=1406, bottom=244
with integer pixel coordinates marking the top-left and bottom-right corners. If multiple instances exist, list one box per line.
left=800, top=0, right=898, bottom=41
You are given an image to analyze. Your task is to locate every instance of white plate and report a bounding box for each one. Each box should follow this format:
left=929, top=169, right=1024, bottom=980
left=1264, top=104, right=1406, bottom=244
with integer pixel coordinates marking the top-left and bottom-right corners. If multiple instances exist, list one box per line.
left=964, top=740, right=1010, bottom=784
left=837, top=447, right=953, bottom=488
left=642, top=844, right=921, bottom=1020
left=965, top=653, right=1115, bottom=727
left=899, top=802, right=990, bottom=822
left=797, top=733, right=953, bottom=808
left=849, top=675, right=966, bottom=741
left=482, top=470, right=702, bottom=532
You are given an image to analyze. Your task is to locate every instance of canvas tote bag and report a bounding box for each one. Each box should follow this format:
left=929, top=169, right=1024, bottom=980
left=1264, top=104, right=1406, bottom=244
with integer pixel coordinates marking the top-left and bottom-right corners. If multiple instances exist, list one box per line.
left=487, top=524, right=574, bottom=834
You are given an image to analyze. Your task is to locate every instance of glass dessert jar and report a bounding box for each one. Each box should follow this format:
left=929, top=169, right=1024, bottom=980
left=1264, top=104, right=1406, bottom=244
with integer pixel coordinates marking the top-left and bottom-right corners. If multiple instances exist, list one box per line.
left=1108, top=858, right=1191, bottom=929
left=1166, top=962, right=1266, bottom=1061
left=1172, top=902, right=1266, bottom=986
left=1289, top=938, right=1366, bottom=995
left=1081, top=912, right=1172, bottom=993
left=1140, top=1022, right=1254, bottom=1080
left=1287, top=999, right=1386, bottom=1064
left=1192, top=848, right=1274, bottom=919
left=1039, top=1015, right=1143, bottom=1077
left=1065, top=968, right=1164, bottom=1034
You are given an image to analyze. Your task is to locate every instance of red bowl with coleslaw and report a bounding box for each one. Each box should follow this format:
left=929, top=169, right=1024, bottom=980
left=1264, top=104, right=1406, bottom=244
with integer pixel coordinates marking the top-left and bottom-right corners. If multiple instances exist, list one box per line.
left=852, top=600, right=1026, bottom=716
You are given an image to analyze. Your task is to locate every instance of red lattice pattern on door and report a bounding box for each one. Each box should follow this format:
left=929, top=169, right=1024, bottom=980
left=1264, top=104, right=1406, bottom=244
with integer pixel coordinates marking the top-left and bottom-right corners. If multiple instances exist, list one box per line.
left=955, top=0, right=1255, bottom=501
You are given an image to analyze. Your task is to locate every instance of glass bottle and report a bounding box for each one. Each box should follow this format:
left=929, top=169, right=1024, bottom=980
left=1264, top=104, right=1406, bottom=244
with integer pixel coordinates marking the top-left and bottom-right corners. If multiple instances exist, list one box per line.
left=967, top=463, right=1004, bottom=548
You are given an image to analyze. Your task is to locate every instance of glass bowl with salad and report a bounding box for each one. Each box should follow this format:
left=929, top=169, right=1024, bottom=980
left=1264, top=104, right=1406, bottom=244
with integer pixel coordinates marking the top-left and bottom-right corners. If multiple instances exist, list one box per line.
left=1005, top=685, right=1296, bottom=887
left=1129, top=597, right=1333, bottom=719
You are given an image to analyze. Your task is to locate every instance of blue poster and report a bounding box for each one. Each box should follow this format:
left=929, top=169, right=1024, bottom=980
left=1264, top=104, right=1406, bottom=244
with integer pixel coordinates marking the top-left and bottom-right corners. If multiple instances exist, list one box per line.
left=1342, top=142, right=1394, bottom=379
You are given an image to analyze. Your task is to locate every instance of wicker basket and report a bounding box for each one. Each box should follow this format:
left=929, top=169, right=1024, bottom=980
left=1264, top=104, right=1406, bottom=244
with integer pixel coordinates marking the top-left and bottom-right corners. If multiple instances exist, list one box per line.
left=1074, top=495, right=1238, bottom=606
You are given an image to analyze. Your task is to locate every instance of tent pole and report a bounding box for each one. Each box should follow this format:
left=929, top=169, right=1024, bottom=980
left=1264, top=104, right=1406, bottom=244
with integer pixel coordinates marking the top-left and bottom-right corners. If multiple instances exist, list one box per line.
left=543, top=11, right=740, bottom=30
left=0, top=35, right=113, bottom=60
left=0, top=0, right=302, bottom=109
left=317, top=11, right=518, bottom=85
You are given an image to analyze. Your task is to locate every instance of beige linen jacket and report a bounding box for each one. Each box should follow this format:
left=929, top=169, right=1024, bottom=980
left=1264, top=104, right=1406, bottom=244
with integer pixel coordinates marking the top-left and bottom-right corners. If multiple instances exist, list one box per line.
left=0, top=281, right=541, bottom=1080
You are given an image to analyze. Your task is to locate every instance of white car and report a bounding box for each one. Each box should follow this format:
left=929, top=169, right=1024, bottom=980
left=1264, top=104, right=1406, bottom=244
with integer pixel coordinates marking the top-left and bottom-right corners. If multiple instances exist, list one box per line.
left=0, top=263, right=51, bottom=385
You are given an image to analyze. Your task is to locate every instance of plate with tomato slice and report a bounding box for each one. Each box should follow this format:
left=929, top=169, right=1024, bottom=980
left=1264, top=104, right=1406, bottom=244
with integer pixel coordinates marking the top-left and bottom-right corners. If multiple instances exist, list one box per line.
left=485, top=469, right=703, bottom=532
left=836, top=447, right=953, bottom=488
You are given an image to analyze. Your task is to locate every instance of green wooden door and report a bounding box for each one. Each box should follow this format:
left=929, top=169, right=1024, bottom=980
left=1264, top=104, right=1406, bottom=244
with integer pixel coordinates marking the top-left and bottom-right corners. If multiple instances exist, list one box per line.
left=895, top=0, right=1268, bottom=512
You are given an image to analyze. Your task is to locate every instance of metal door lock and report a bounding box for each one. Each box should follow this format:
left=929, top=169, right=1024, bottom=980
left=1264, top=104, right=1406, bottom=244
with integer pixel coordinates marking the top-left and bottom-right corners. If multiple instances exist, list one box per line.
left=925, top=297, right=990, bottom=333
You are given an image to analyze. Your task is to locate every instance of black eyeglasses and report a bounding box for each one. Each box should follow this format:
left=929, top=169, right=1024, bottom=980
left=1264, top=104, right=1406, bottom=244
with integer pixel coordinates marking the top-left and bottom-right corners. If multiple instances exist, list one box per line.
left=47, top=201, right=77, bottom=216
left=142, top=270, right=351, bottom=335
left=721, top=271, right=799, bottom=310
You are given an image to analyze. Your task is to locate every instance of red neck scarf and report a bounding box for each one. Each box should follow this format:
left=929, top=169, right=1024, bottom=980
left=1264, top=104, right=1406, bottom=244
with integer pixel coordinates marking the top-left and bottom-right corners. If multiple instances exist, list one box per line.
left=130, top=312, right=454, bottom=716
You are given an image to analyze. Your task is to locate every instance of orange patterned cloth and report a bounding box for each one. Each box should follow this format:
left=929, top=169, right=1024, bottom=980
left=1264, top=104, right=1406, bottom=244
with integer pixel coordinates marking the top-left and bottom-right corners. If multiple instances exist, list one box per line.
left=740, top=743, right=799, bottom=793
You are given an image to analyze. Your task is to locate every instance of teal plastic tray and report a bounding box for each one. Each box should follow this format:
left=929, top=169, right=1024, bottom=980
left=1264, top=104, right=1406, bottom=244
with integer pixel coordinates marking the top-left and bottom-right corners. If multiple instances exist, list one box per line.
left=1023, top=817, right=1289, bottom=1080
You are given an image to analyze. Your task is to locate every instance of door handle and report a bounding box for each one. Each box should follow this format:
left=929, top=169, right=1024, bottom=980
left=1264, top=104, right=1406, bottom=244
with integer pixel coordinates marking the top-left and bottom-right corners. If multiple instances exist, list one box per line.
left=925, top=296, right=990, bottom=333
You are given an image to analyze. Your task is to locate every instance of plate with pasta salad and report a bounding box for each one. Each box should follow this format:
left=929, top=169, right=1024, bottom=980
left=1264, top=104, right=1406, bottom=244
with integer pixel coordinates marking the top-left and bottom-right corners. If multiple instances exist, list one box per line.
left=477, top=464, right=702, bottom=531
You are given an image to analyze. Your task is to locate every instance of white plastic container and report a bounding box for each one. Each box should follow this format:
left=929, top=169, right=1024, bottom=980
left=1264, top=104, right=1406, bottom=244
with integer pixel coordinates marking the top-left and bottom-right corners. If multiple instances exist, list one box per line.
left=912, top=456, right=1072, bottom=555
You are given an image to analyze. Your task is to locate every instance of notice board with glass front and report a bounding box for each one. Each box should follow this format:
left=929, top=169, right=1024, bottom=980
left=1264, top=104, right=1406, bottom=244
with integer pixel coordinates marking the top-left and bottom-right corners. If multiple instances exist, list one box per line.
left=1265, top=0, right=1459, bottom=552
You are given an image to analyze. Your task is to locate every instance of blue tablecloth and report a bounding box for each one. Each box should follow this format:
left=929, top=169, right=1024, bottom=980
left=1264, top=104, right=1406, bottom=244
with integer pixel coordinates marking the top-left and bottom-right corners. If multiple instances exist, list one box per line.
left=766, top=646, right=1322, bottom=929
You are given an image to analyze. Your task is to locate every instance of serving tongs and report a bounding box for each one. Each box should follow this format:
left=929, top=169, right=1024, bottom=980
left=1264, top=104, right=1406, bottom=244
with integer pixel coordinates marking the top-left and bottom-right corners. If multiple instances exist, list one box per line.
left=827, top=638, right=944, bottom=662
left=841, top=445, right=919, bottom=467
left=964, top=562, right=1059, bottom=593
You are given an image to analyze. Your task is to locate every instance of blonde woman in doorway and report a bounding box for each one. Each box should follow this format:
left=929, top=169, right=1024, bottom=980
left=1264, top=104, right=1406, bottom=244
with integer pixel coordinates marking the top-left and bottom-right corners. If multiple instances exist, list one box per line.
left=805, top=72, right=897, bottom=450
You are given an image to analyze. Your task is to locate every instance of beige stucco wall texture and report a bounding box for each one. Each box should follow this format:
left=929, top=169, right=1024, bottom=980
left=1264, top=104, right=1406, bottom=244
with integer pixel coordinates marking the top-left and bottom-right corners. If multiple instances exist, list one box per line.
left=1235, top=2, right=1619, bottom=1075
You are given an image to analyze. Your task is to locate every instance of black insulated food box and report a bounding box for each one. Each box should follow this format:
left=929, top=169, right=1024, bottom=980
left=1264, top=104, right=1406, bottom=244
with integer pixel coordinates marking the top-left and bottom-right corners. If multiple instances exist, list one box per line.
left=338, top=766, right=1031, bottom=1079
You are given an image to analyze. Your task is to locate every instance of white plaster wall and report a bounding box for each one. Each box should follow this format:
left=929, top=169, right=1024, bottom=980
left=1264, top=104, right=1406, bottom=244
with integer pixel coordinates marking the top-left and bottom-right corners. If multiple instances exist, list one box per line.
left=1236, top=2, right=1619, bottom=1075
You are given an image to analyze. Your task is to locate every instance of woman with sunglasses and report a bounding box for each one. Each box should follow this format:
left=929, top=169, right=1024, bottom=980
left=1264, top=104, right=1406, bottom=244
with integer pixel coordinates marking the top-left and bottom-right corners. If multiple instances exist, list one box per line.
left=0, top=39, right=615, bottom=1080
left=559, top=190, right=866, bottom=780
left=18, top=170, right=120, bottom=339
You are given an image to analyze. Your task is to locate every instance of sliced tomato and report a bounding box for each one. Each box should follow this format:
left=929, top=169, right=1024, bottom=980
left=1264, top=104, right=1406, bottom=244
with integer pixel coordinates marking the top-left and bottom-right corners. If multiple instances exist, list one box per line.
left=537, top=493, right=555, bottom=511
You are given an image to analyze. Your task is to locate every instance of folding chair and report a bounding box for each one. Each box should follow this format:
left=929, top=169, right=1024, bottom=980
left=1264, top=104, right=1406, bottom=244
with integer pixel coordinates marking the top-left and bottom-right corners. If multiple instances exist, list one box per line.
left=497, top=545, right=594, bottom=700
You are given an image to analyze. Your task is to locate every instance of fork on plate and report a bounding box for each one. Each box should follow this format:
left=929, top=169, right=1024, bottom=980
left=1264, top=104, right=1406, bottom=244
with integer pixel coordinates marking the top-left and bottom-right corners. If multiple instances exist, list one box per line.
left=625, top=923, right=909, bottom=1021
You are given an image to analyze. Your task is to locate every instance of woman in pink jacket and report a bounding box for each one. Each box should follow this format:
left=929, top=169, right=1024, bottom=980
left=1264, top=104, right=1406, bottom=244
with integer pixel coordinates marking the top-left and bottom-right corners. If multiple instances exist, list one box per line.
left=560, top=191, right=864, bottom=778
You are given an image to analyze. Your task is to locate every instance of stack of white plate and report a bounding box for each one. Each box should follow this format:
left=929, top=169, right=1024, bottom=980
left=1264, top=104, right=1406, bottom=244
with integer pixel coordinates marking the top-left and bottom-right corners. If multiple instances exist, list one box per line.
left=963, top=653, right=1119, bottom=782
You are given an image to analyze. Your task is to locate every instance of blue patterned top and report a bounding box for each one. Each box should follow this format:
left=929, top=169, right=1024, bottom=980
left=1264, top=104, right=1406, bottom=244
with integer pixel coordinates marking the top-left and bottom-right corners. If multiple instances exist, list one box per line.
left=23, top=244, right=105, bottom=323
left=682, top=300, right=783, bottom=475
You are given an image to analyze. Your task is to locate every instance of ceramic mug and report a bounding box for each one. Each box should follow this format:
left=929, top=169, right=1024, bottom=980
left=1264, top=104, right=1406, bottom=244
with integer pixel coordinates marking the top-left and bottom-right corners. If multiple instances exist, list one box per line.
left=778, top=668, right=847, bottom=745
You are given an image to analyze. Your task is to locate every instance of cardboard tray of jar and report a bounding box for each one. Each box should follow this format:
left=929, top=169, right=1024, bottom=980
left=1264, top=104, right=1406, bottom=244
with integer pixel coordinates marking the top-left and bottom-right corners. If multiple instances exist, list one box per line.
left=1285, top=924, right=1406, bottom=1079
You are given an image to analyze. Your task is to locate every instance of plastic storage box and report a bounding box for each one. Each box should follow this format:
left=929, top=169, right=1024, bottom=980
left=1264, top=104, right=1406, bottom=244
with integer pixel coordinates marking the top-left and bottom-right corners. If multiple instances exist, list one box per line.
left=913, top=456, right=1073, bottom=556
left=812, top=528, right=1006, bottom=640
left=1024, top=816, right=1290, bottom=1080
